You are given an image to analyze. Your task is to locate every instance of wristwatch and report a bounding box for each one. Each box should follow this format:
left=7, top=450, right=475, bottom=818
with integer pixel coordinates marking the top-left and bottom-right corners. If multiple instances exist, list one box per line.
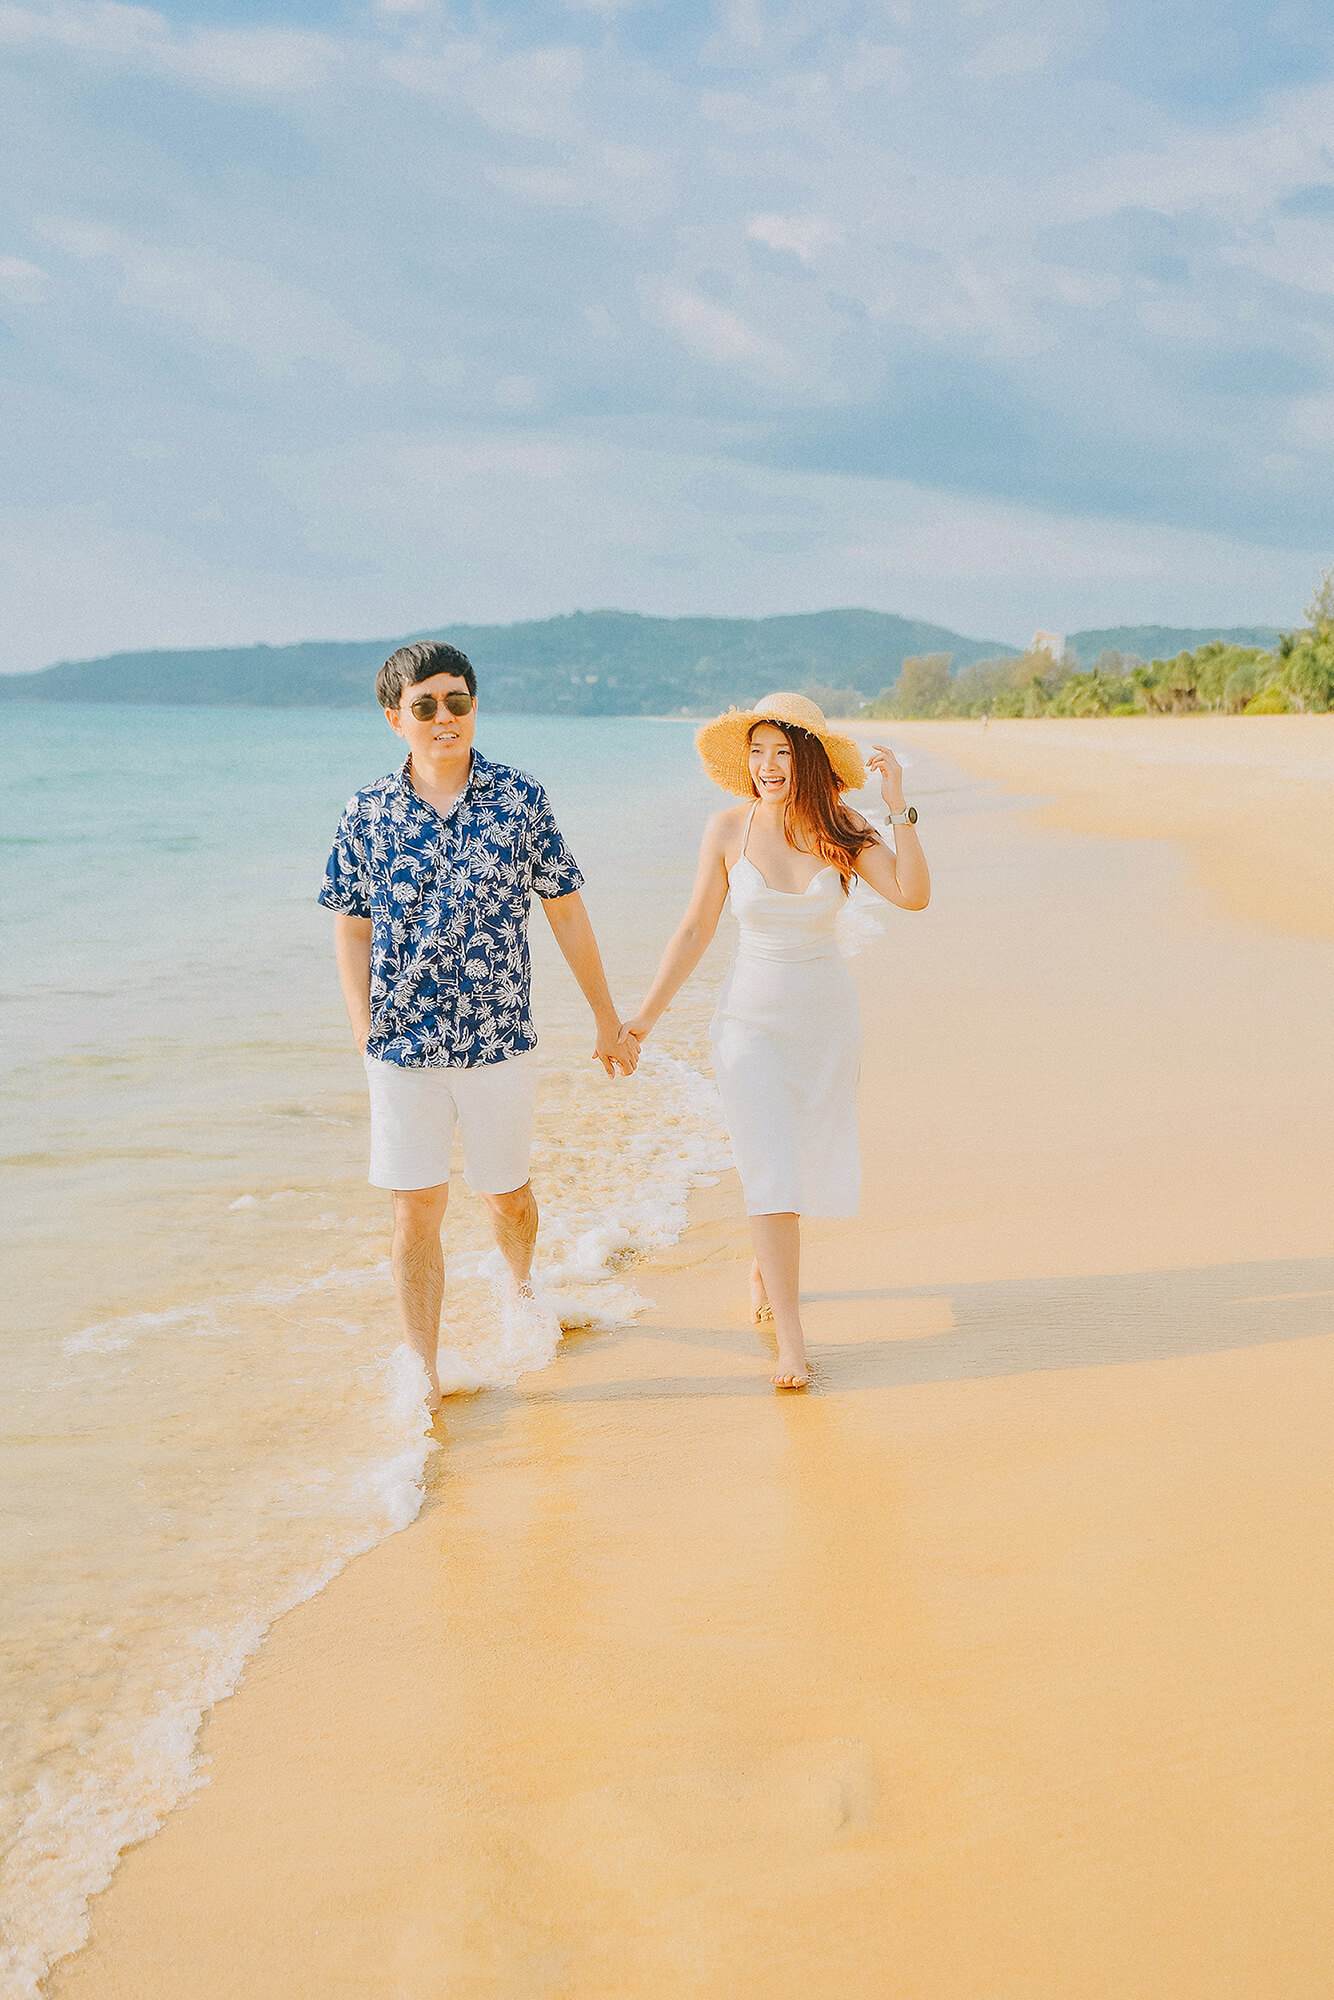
left=886, top=806, right=918, bottom=825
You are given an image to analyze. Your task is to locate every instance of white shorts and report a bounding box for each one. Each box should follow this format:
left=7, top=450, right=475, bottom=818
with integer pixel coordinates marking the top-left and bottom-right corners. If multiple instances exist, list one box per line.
left=363, top=1050, right=539, bottom=1194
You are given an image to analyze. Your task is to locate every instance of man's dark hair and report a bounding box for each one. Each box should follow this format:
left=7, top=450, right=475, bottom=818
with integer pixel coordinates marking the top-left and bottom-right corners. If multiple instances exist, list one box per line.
left=376, top=640, right=477, bottom=710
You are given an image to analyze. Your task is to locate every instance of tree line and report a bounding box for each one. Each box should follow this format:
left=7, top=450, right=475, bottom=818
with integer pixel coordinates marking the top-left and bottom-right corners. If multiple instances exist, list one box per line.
left=808, top=568, right=1334, bottom=720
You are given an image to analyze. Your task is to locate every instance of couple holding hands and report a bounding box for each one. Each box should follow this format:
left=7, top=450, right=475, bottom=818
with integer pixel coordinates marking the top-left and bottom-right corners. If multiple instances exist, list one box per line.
left=320, top=641, right=929, bottom=1403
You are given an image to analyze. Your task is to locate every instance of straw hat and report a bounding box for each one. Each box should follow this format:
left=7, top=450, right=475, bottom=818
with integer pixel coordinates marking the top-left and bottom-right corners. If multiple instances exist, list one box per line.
left=696, top=691, right=866, bottom=797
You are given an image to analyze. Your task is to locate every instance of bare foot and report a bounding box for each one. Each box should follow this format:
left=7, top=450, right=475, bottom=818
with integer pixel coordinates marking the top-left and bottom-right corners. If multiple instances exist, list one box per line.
left=748, top=1258, right=773, bottom=1326
left=424, top=1373, right=442, bottom=1414
left=771, top=1337, right=808, bottom=1391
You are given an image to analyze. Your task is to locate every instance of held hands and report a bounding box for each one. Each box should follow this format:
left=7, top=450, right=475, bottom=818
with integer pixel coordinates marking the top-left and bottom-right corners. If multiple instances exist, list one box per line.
left=594, top=1019, right=640, bottom=1078
left=866, top=743, right=908, bottom=813
left=597, top=1012, right=651, bottom=1075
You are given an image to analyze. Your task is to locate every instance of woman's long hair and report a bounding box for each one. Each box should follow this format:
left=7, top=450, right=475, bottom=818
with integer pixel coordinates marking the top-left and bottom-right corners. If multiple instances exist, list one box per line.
left=750, top=723, right=877, bottom=889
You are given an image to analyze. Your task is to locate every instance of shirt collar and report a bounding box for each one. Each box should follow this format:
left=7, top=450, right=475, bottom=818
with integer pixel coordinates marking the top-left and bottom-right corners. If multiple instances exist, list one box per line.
left=395, top=747, right=496, bottom=805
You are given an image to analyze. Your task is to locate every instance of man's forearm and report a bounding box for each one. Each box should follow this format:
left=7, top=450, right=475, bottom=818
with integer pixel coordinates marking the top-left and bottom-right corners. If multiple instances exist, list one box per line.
left=541, top=893, right=618, bottom=1027
left=333, top=915, right=374, bottom=1049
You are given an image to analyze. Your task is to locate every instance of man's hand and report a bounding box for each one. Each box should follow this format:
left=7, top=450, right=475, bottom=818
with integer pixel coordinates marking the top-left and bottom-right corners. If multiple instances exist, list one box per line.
left=334, top=914, right=374, bottom=1057
left=594, top=1020, right=639, bottom=1077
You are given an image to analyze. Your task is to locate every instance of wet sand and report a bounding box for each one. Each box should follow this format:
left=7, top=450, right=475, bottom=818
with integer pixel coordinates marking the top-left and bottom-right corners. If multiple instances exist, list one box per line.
left=51, top=720, right=1334, bottom=1999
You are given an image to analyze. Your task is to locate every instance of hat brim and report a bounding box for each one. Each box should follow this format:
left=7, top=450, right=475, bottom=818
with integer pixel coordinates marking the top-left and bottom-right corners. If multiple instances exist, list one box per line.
left=696, top=708, right=866, bottom=797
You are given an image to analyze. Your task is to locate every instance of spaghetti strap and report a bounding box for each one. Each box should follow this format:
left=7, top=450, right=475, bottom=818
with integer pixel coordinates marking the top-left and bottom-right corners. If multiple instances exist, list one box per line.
left=740, top=803, right=757, bottom=860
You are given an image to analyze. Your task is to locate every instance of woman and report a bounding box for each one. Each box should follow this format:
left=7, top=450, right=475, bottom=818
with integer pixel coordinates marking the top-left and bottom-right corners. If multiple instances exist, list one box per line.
left=622, top=694, right=930, bottom=1390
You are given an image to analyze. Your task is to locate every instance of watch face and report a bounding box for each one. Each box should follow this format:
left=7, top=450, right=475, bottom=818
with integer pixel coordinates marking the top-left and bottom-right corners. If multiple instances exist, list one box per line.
left=906, top=805, right=918, bottom=823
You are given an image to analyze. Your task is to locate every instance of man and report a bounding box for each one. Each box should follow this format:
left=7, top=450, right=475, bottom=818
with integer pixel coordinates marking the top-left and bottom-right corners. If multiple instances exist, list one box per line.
left=319, top=639, right=637, bottom=1409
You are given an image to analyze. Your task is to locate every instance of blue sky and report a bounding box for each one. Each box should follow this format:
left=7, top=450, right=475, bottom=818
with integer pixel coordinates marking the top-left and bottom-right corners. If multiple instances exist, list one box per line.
left=3, top=0, right=1334, bottom=669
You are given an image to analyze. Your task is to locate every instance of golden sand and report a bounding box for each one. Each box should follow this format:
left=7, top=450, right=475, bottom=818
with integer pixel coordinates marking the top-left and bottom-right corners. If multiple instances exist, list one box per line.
left=51, top=718, right=1334, bottom=1999
left=872, top=712, right=1334, bottom=939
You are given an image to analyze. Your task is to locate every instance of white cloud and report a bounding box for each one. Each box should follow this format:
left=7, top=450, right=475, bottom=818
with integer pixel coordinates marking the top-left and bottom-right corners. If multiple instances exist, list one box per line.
left=964, top=32, right=1053, bottom=80
left=492, top=375, right=542, bottom=411
left=1038, top=266, right=1121, bottom=310
left=37, top=220, right=399, bottom=381
left=1135, top=298, right=1220, bottom=341
left=841, top=40, right=908, bottom=93
left=644, top=285, right=799, bottom=378
left=3, top=435, right=1316, bottom=675
left=0, top=1, right=342, bottom=93
left=377, top=42, right=479, bottom=98
left=1225, top=215, right=1334, bottom=297
left=1054, top=80, right=1334, bottom=228
left=698, top=72, right=832, bottom=136
left=459, top=44, right=587, bottom=140
left=487, top=140, right=673, bottom=226
left=3, top=0, right=1333, bottom=676
left=564, top=0, right=639, bottom=19
left=746, top=212, right=841, bottom=264
left=1286, top=396, right=1334, bottom=450
left=0, top=254, right=49, bottom=302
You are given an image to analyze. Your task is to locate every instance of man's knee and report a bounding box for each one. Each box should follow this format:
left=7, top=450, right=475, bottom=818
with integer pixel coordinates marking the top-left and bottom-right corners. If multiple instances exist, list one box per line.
left=392, top=1184, right=449, bottom=1235
left=481, top=1180, right=535, bottom=1223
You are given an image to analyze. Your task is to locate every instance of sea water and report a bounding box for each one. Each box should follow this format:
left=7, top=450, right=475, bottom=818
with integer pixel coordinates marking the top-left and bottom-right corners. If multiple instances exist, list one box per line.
left=0, top=708, right=741, bottom=1997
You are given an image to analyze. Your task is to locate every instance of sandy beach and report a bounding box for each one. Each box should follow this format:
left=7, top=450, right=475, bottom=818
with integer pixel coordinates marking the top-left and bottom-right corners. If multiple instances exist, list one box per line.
left=49, top=717, right=1334, bottom=2000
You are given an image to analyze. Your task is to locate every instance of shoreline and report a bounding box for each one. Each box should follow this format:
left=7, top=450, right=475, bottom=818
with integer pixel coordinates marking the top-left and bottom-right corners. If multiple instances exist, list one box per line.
left=48, top=720, right=1334, bottom=1999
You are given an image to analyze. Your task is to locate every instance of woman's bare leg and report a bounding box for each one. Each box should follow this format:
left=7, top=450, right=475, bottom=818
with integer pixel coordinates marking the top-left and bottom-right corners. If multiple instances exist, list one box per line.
left=749, top=1256, right=771, bottom=1323
left=747, top=1211, right=807, bottom=1389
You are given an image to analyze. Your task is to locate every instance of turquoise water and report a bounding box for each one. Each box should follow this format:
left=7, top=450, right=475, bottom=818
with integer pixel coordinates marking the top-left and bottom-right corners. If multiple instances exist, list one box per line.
left=0, top=707, right=723, bottom=1073
left=0, top=707, right=735, bottom=1998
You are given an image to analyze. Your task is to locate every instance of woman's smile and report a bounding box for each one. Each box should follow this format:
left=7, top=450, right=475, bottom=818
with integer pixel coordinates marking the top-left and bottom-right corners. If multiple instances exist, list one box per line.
left=749, top=723, right=793, bottom=800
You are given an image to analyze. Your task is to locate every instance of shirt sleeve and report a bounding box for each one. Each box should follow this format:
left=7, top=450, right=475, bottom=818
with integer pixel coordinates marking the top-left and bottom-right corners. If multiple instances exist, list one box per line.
left=317, top=799, right=373, bottom=918
left=527, top=785, right=585, bottom=900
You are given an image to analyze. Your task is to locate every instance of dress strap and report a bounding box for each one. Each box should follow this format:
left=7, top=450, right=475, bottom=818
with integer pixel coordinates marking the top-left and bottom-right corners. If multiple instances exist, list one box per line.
left=740, top=803, right=757, bottom=859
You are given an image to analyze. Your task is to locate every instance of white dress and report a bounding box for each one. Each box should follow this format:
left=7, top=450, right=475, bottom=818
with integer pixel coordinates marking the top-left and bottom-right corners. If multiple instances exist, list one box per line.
left=710, top=810, right=862, bottom=1218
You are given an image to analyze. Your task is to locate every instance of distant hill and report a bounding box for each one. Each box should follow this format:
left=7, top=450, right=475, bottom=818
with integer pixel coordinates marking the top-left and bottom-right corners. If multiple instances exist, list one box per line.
left=1066, top=625, right=1283, bottom=667
left=0, top=609, right=1015, bottom=714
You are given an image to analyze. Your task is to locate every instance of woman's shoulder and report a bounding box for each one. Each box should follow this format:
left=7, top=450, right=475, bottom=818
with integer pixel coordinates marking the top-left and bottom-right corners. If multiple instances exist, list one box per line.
left=703, top=802, right=749, bottom=845
left=696, top=803, right=748, bottom=872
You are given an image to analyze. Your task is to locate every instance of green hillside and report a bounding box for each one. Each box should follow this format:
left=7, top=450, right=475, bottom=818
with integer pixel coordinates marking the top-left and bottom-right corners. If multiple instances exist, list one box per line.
left=0, top=609, right=1014, bottom=714
left=1065, top=625, right=1282, bottom=667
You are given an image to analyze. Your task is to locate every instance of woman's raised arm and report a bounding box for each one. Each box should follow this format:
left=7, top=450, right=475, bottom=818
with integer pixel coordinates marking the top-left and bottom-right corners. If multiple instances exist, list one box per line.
left=621, top=813, right=734, bottom=1041
left=851, top=743, right=931, bottom=911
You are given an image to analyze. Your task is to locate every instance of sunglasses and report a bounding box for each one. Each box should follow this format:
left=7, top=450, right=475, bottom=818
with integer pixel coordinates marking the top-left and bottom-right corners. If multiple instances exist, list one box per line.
left=407, top=690, right=473, bottom=720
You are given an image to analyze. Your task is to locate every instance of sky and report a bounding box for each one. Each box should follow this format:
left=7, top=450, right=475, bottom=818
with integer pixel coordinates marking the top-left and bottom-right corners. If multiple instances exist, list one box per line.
left=3, top=0, right=1334, bottom=670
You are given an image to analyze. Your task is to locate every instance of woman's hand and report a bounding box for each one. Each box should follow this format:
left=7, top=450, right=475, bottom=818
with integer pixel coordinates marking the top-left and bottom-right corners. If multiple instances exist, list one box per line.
left=594, top=1019, right=639, bottom=1077
left=620, top=1012, right=652, bottom=1047
left=866, top=742, right=907, bottom=812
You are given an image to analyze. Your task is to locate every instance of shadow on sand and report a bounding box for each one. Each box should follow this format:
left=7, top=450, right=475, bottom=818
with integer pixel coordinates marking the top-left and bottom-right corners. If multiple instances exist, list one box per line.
left=519, top=1253, right=1334, bottom=1403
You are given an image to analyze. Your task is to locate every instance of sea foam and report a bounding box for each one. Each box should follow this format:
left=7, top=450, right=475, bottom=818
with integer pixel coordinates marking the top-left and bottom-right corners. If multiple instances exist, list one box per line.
left=1, top=1043, right=728, bottom=2000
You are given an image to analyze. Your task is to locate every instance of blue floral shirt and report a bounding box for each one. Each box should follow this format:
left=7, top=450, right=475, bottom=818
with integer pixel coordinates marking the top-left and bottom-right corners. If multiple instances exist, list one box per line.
left=318, top=751, right=584, bottom=1068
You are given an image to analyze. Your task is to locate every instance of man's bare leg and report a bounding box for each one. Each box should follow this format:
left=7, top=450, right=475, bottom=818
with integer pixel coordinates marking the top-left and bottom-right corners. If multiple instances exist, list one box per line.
left=747, top=1211, right=807, bottom=1389
left=480, top=1180, right=539, bottom=1295
left=390, top=1183, right=450, bottom=1409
